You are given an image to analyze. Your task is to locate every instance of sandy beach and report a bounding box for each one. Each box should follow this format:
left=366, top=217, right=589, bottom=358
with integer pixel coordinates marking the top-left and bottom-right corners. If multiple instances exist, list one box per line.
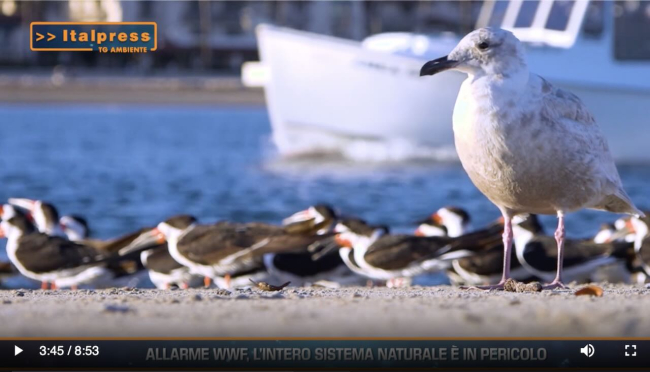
left=1, top=284, right=649, bottom=338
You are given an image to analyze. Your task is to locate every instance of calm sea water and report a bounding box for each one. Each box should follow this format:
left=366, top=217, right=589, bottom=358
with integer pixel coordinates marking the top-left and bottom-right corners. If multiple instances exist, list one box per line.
left=1, top=103, right=649, bottom=260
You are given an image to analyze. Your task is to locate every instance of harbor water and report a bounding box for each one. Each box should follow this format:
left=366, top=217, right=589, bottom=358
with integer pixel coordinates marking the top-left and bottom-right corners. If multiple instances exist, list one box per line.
left=0, top=103, right=649, bottom=265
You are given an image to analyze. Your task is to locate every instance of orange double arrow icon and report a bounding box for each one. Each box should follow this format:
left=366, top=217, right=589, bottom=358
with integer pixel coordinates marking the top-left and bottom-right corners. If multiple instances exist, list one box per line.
left=35, top=32, right=56, bottom=42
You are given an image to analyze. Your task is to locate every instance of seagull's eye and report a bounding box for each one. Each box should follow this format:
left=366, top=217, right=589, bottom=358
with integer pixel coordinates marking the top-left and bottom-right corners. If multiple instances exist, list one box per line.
left=478, top=42, right=489, bottom=50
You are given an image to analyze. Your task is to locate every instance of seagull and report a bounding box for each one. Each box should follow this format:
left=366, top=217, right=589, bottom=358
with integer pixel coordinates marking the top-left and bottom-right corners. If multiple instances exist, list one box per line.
left=420, top=27, right=642, bottom=290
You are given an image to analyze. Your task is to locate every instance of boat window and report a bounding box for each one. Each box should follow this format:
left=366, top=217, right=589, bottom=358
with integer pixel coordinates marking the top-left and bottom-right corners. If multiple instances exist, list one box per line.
left=614, top=0, right=650, bottom=60
left=582, top=1, right=604, bottom=37
left=545, top=0, right=574, bottom=31
left=476, top=0, right=589, bottom=48
left=515, top=1, right=540, bottom=28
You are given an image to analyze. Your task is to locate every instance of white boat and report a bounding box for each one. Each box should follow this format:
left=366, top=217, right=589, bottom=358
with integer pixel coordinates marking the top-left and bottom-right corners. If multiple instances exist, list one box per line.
left=244, top=0, right=650, bottom=162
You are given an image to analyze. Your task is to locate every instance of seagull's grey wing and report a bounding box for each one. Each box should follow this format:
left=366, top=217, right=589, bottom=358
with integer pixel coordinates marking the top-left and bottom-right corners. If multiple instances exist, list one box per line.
left=537, top=76, right=642, bottom=216
left=539, top=77, right=596, bottom=126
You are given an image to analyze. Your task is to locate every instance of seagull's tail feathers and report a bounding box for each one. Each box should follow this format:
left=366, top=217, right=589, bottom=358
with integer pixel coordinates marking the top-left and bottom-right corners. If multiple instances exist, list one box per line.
left=597, top=189, right=645, bottom=218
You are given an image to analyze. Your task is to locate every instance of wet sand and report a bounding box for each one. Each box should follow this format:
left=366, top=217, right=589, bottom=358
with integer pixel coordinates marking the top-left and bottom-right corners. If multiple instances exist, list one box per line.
left=1, top=284, right=649, bottom=338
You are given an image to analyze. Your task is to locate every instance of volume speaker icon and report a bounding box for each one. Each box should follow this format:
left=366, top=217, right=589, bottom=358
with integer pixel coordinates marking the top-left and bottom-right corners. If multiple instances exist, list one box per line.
left=580, top=344, right=595, bottom=358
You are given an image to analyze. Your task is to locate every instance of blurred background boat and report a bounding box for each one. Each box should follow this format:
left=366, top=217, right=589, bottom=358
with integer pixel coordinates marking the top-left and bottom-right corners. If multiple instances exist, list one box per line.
left=245, top=0, right=650, bottom=161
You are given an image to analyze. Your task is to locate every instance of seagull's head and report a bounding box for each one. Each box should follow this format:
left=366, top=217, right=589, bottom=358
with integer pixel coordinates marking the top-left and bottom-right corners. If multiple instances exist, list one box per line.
left=420, top=27, right=526, bottom=78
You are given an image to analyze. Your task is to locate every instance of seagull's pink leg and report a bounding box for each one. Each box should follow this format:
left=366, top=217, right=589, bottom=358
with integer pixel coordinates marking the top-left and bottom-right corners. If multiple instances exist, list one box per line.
left=544, top=213, right=567, bottom=290
left=464, top=213, right=512, bottom=291
left=500, top=217, right=513, bottom=283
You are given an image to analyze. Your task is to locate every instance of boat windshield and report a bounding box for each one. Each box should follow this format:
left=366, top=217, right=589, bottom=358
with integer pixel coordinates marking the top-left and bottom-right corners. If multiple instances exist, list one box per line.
left=476, top=0, right=590, bottom=48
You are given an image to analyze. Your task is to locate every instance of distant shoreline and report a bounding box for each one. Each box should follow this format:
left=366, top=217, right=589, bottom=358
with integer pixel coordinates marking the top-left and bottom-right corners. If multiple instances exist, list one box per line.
left=0, top=74, right=265, bottom=106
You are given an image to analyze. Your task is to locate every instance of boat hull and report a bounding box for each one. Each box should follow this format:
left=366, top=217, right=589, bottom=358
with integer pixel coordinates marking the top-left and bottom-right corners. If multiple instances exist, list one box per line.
left=257, top=25, right=464, bottom=161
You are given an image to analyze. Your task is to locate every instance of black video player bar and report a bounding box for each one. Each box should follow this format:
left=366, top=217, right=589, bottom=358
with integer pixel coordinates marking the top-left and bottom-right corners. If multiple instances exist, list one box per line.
left=0, top=340, right=646, bottom=369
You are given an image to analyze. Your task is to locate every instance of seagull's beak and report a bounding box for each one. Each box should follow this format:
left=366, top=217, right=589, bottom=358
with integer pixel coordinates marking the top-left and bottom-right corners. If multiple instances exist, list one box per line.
left=420, top=56, right=459, bottom=76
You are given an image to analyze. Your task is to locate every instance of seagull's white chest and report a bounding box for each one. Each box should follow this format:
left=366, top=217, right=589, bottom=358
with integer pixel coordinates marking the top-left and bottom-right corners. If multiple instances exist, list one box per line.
left=452, top=79, right=516, bottom=196
left=451, top=75, right=604, bottom=215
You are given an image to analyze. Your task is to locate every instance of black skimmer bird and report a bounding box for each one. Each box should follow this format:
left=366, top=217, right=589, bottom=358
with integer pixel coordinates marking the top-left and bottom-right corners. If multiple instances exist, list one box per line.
left=119, top=227, right=205, bottom=289
left=141, top=248, right=191, bottom=289
left=512, top=215, right=632, bottom=284
left=9, top=198, right=149, bottom=275
left=281, top=204, right=338, bottom=235
left=9, top=198, right=67, bottom=237
left=415, top=206, right=471, bottom=238
left=410, top=211, right=530, bottom=286
left=593, top=223, right=617, bottom=244
left=448, top=243, right=535, bottom=286
left=10, top=199, right=92, bottom=242
left=628, top=215, right=650, bottom=280
left=259, top=205, right=362, bottom=286
left=314, top=218, right=502, bottom=285
left=0, top=204, right=116, bottom=289
left=613, top=216, right=637, bottom=243
left=59, top=215, right=90, bottom=242
left=122, top=214, right=327, bottom=289
left=136, top=240, right=196, bottom=289
left=9, top=199, right=94, bottom=243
